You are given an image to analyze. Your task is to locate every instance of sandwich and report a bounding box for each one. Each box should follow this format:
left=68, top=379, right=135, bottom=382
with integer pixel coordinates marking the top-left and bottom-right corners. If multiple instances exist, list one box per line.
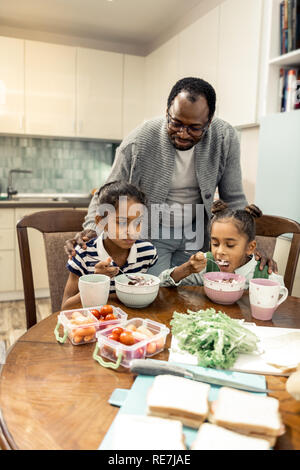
left=208, top=387, right=285, bottom=446
left=190, top=423, right=270, bottom=450
left=111, top=414, right=186, bottom=450
left=146, top=374, right=210, bottom=428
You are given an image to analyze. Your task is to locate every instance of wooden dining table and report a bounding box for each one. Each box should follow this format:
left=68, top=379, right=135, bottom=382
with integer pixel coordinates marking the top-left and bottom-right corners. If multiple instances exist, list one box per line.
left=0, top=286, right=300, bottom=450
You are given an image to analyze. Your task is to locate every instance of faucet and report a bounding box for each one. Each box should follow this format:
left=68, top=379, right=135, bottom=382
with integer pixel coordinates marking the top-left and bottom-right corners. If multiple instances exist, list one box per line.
left=7, top=169, right=33, bottom=200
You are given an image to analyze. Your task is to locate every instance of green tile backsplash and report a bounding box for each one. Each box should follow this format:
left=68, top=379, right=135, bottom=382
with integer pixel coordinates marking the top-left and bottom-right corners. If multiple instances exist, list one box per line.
left=0, top=136, right=117, bottom=194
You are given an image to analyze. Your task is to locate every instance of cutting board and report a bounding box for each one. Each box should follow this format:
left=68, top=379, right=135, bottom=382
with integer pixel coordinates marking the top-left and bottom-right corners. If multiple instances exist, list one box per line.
left=169, top=325, right=300, bottom=376
left=99, top=364, right=266, bottom=450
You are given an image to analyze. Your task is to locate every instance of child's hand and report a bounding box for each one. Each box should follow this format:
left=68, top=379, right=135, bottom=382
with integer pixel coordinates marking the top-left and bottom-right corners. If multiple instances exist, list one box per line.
left=188, top=252, right=207, bottom=273
left=94, top=257, right=119, bottom=278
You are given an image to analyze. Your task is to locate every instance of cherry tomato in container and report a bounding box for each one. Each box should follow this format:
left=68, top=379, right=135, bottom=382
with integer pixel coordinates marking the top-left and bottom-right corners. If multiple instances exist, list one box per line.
left=105, top=313, right=117, bottom=321
left=111, top=327, right=124, bottom=337
left=107, top=334, right=120, bottom=342
left=90, top=309, right=101, bottom=319
left=100, top=305, right=113, bottom=316
left=119, top=331, right=135, bottom=346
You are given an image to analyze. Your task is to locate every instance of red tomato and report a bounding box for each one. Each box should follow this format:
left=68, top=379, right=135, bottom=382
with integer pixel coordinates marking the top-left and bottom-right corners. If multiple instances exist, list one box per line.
left=119, top=331, right=135, bottom=346
left=100, top=305, right=113, bottom=316
left=107, top=334, right=120, bottom=342
left=105, top=313, right=117, bottom=321
left=90, top=309, right=101, bottom=319
left=134, top=348, right=145, bottom=359
left=111, top=327, right=124, bottom=337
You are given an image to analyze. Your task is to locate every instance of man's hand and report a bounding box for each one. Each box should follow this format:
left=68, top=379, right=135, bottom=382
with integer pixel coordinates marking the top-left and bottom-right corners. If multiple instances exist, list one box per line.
left=64, top=229, right=97, bottom=259
left=94, top=257, right=119, bottom=278
left=254, top=248, right=278, bottom=275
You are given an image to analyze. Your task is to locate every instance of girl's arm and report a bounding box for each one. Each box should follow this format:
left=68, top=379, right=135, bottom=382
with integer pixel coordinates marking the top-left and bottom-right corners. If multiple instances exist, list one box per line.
left=61, top=272, right=81, bottom=310
left=159, top=252, right=207, bottom=287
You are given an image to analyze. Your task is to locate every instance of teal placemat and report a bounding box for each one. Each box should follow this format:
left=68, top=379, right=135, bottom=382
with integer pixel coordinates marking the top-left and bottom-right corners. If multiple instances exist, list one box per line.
left=99, top=365, right=266, bottom=450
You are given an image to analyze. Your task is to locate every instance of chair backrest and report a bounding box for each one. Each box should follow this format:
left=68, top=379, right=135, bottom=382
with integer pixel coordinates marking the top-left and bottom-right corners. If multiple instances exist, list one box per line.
left=16, top=209, right=87, bottom=329
left=255, top=214, right=300, bottom=295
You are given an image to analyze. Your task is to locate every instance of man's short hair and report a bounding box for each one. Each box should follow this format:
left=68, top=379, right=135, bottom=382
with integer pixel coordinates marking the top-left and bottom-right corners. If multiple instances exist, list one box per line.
left=167, top=77, right=216, bottom=120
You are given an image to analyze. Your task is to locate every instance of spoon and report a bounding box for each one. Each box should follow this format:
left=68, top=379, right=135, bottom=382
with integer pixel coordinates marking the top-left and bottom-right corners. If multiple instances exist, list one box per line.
left=117, top=267, right=138, bottom=281
left=183, top=251, right=224, bottom=269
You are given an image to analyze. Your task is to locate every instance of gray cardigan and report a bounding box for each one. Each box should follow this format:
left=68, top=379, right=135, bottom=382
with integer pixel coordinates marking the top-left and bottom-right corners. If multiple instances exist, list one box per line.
left=83, top=116, right=247, bottom=250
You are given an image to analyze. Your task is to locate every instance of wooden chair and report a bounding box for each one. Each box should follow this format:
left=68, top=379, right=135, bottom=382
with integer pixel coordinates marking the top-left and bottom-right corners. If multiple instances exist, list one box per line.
left=255, top=214, right=300, bottom=295
left=16, top=210, right=87, bottom=330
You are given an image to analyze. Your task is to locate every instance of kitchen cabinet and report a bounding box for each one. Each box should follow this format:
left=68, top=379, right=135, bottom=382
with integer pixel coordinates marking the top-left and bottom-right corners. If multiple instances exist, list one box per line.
left=76, top=47, right=123, bottom=140
left=123, top=54, right=145, bottom=137
left=0, top=36, right=24, bottom=134
left=178, top=7, right=219, bottom=99
left=216, top=0, right=263, bottom=127
left=0, top=209, right=15, bottom=292
left=144, top=36, right=179, bottom=120
left=25, top=40, right=76, bottom=137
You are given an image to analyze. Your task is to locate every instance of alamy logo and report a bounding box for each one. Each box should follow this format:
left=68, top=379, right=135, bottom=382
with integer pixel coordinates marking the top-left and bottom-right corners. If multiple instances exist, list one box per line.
left=96, top=196, right=205, bottom=251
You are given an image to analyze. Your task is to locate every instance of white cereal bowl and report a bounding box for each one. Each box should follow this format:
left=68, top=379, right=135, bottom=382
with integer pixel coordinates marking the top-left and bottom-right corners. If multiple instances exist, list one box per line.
left=114, top=273, right=160, bottom=308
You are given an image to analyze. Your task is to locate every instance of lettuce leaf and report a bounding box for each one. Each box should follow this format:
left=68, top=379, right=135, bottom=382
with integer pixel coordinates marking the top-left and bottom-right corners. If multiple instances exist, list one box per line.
left=170, top=308, right=259, bottom=369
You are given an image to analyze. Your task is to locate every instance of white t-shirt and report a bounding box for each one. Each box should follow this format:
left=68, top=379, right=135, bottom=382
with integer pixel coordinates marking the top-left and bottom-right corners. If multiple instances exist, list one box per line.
left=163, top=148, right=201, bottom=227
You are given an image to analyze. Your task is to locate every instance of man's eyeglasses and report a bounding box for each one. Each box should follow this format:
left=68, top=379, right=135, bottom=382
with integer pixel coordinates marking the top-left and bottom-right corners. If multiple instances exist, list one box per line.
left=167, top=112, right=209, bottom=136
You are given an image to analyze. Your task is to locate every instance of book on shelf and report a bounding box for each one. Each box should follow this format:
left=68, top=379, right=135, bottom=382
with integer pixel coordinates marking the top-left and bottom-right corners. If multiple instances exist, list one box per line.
left=278, top=67, right=300, bottom=112
left=280, top=0, right=300, bottom=54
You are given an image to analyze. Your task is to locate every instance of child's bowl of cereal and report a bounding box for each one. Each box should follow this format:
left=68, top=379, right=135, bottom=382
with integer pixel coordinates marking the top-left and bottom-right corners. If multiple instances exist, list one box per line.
left=93, top=317, right=170, bottom=369
left=114, top=273, right=160, bottom=308
left=54, top=305, right=127, bottom=345
left=202, top=272, right=246, bottom=305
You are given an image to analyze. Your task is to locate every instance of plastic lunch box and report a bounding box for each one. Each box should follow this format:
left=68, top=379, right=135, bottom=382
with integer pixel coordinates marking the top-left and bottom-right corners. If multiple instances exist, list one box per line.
left=54, top=306, right=128, bottom=345
left=93, top=317, right=170, bottom=369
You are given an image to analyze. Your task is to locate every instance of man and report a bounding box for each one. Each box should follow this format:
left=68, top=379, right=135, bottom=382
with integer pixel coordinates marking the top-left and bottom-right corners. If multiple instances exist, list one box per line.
left=66, top=77, right=275, bottom=275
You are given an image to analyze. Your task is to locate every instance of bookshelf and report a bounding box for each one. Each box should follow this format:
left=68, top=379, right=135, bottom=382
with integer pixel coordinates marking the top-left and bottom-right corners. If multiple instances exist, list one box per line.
left=269, top=48, right=300, bottom=65
left=261, top=0, right=300, bottom=116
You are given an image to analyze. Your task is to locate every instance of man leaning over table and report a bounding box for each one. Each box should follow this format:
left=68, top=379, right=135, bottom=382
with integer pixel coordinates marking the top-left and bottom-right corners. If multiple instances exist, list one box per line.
left=65, top=77, right=277, bottom=276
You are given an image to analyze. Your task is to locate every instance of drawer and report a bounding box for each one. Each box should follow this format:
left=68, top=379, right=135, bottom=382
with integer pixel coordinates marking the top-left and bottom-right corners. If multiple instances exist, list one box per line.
left=0, top=229, right=15, bottom=250
left=0, top=250, right=15, bottom=291
left=0, top=209, right=14, bottom=228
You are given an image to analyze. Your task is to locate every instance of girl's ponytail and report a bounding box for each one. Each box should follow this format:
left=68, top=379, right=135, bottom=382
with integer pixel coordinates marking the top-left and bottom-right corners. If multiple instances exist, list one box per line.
left=211, top=199, right=228, bottom=215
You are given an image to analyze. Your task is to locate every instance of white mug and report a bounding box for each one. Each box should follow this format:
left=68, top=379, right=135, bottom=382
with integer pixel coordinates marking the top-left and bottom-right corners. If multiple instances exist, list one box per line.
left=79, top=274, right=110, bottom=308
left=249, top=278, right=288, bottom=321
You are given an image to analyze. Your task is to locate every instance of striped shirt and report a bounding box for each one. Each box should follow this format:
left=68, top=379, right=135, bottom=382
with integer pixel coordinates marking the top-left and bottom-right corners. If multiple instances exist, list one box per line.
left=67, top=233, right=158, bottom=293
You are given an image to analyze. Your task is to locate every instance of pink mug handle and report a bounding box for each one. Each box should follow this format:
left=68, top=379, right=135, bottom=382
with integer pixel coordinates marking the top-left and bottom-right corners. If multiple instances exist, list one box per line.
left=277, top=286, right=288, bottom=307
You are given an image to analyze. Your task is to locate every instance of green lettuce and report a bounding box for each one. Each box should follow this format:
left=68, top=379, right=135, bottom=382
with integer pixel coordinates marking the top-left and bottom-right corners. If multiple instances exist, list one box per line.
left=170, top=308, right=259, bottom=369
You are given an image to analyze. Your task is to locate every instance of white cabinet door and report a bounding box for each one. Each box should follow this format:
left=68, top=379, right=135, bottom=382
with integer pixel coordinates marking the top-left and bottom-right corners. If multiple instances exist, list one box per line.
left=0, top=209, right=15, bottom=292
left=0, top=250, right=15, bottom=292
left=25, top=40, right=76, bottom=136
left=0, top=36, right=24, bottom=134
left=217, top=0, right=263, bottom=127
left=178, top=7, right=219, bottom=95
left=123, top=54, right=145, bottom=137
left=145, top=36, right=179, bottom=120
left=76, top=48, right=123, bottom=140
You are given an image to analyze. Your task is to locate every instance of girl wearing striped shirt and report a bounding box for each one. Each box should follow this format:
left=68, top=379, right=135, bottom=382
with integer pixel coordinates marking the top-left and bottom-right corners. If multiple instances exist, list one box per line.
left=61, top=181, right=158, bottom=310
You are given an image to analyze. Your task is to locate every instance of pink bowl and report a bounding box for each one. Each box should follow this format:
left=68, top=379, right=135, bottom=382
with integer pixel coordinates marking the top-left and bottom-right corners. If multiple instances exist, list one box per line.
left=203, top=272, right=246, bottom=305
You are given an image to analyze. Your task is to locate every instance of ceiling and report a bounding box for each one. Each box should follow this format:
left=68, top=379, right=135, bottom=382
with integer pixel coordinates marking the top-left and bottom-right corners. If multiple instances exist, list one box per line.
left=0, top=0, right=208, bottom=55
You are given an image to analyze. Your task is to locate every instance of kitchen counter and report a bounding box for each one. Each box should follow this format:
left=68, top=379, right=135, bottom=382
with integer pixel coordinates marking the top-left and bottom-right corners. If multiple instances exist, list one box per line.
left=0, top=196, right=92, bottom=208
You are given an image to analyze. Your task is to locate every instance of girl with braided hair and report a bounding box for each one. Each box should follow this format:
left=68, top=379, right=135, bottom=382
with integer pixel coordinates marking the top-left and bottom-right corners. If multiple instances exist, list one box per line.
left=159, top=200, right=284, bottom=288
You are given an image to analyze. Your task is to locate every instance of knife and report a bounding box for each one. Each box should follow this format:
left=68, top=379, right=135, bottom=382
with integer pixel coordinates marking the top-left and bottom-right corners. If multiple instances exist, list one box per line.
left=130, top=359, right=269, bottom=394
